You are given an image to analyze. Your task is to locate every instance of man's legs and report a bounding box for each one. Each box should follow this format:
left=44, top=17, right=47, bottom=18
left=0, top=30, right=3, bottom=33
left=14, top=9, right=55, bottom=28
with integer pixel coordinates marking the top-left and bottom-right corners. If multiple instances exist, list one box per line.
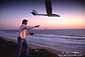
left=23, top=40, right=29, bottom=57
left=16, top=37, right=23, bottom=57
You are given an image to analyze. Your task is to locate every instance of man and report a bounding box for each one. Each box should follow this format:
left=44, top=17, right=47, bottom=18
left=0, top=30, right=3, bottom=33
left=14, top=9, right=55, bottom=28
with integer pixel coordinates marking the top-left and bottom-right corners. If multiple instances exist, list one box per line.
left=16, top=19, right=40, bottom=57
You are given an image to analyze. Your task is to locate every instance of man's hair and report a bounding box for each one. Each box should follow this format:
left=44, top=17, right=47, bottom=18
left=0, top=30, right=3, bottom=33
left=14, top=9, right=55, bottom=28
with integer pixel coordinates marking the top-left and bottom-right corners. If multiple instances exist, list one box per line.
left=22, top=19, right=28, bottom=24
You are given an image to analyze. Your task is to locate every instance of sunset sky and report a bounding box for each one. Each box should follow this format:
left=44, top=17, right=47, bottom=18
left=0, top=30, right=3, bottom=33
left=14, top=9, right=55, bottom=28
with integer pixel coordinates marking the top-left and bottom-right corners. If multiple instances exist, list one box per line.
left=0, top=0, right=84, bottom=29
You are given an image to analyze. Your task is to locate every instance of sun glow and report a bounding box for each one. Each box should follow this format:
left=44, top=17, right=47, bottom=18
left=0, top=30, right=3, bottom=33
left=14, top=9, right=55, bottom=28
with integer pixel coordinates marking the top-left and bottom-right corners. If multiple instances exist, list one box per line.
left=26, top=16, right=85, bottom=29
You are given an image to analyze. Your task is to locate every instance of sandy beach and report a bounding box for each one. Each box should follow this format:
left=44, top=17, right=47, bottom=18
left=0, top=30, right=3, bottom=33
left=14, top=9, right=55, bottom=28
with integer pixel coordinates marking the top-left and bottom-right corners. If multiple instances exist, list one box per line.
left=0, top=30, right=85, bottom=57
left=0, top=37, right=16, bottom=57
left=0, top=36, right=59, bottom=57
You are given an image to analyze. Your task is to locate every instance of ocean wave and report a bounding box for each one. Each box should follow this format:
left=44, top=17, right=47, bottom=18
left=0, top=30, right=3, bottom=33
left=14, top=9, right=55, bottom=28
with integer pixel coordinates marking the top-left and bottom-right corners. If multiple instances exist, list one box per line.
left=0, top=31, right=85, bottom=54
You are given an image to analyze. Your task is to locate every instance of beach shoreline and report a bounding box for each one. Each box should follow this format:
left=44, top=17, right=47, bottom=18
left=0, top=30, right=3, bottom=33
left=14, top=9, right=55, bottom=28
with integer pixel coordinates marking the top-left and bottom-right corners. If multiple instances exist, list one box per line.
left=0, top=36, right=59, bottom=57
left=0, top=36, right=85, bottom=57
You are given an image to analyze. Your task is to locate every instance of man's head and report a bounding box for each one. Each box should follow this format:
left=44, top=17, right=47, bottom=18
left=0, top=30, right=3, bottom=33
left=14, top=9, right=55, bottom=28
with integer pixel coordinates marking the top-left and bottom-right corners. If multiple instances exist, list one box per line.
left=22, top=19, right=28, bottom=25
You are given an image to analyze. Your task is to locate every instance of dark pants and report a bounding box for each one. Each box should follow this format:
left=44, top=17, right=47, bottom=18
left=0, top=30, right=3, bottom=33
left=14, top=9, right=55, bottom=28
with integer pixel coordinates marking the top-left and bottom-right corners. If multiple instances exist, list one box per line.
left=16, top=37, right=28, bottom=57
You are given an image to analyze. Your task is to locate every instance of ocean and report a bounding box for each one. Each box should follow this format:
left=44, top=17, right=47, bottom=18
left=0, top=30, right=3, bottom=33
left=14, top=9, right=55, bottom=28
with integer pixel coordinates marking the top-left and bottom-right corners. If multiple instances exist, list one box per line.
left=0, top=29, right=85, bottom=56
left=1, top=29, right=85, bottom=37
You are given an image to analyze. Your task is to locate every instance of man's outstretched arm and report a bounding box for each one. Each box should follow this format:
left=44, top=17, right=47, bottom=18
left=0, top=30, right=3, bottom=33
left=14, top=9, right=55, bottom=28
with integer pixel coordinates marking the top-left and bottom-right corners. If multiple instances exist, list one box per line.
left=27, top=25, right=40, bottom=30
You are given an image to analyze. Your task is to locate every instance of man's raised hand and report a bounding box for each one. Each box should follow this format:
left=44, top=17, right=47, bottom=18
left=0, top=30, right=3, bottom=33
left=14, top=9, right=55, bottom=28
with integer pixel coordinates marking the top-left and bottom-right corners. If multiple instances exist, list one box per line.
left=34, top=25, right=40, bottom=27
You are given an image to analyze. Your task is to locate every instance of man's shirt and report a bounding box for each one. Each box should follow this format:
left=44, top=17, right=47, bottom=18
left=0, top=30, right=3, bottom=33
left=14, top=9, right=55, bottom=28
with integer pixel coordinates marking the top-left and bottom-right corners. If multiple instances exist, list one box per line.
left=19, top=24, right=30, bottom=39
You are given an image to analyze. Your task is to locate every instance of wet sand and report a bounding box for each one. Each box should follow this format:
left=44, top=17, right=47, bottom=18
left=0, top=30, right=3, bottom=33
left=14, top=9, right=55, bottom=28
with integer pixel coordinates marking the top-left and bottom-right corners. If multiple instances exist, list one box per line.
left=0, top=37, right=59, bottom=57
